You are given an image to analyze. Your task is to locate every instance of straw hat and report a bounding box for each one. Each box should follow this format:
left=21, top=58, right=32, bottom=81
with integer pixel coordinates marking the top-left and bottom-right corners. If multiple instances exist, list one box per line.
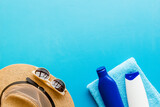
left=0, top=64, right=74, bottom=107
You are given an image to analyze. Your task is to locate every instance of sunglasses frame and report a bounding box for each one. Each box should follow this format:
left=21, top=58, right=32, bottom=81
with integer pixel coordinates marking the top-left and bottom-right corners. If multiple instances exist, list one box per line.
left=32, top=68, right=66, bottom=95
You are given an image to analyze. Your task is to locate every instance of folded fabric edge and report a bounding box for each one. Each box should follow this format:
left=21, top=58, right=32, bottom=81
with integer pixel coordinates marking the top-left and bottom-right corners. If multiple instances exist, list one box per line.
left=87, top=79, right=98, bottom=89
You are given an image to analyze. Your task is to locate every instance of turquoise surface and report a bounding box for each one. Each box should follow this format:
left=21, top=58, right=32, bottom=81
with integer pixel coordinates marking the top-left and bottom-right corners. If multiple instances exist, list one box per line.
left=0, top=0, right=160, bottom=106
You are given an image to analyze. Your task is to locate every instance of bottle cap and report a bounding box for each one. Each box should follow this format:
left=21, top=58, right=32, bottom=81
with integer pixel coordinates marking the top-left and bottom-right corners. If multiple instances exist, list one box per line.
left=96, top=66, right=106, bottom=73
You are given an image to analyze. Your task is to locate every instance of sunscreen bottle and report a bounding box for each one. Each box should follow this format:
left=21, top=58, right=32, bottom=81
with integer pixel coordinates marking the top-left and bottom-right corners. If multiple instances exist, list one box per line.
left=125, top=72, right=149, bottom=107
left=97, top=66, right=124, bottom=107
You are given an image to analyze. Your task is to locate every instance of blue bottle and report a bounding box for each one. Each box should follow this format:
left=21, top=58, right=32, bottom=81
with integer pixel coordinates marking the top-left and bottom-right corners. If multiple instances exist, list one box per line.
left=97, top=66, right=124, bottom=107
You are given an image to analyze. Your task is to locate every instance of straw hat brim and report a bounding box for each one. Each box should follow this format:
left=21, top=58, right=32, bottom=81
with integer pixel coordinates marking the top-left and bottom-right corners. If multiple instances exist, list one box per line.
left=0, top=64, right=74, bottom=107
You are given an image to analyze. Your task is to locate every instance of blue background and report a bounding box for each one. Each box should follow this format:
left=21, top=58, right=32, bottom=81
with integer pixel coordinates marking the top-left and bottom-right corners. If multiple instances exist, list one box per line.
left=0, top=0, right=160, bottom=106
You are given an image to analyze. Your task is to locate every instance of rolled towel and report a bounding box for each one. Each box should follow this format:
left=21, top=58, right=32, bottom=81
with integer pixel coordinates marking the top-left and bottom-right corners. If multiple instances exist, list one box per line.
left=87, top=57, right=160, bottom=107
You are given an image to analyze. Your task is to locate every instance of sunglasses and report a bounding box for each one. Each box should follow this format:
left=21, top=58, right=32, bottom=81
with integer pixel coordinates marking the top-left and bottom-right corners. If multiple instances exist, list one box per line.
left=32, top=68, right=66, bottom=95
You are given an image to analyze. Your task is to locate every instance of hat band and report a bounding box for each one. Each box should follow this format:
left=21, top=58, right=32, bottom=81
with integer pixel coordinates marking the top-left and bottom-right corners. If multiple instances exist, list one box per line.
left=0, top=77, right=55, bottom=107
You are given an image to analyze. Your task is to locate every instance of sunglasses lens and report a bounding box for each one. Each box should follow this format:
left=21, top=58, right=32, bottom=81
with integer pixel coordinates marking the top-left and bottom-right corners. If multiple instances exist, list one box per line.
left=35, top=68, right=50, bottom=80
left=51, top=79, right=65, bottom=92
